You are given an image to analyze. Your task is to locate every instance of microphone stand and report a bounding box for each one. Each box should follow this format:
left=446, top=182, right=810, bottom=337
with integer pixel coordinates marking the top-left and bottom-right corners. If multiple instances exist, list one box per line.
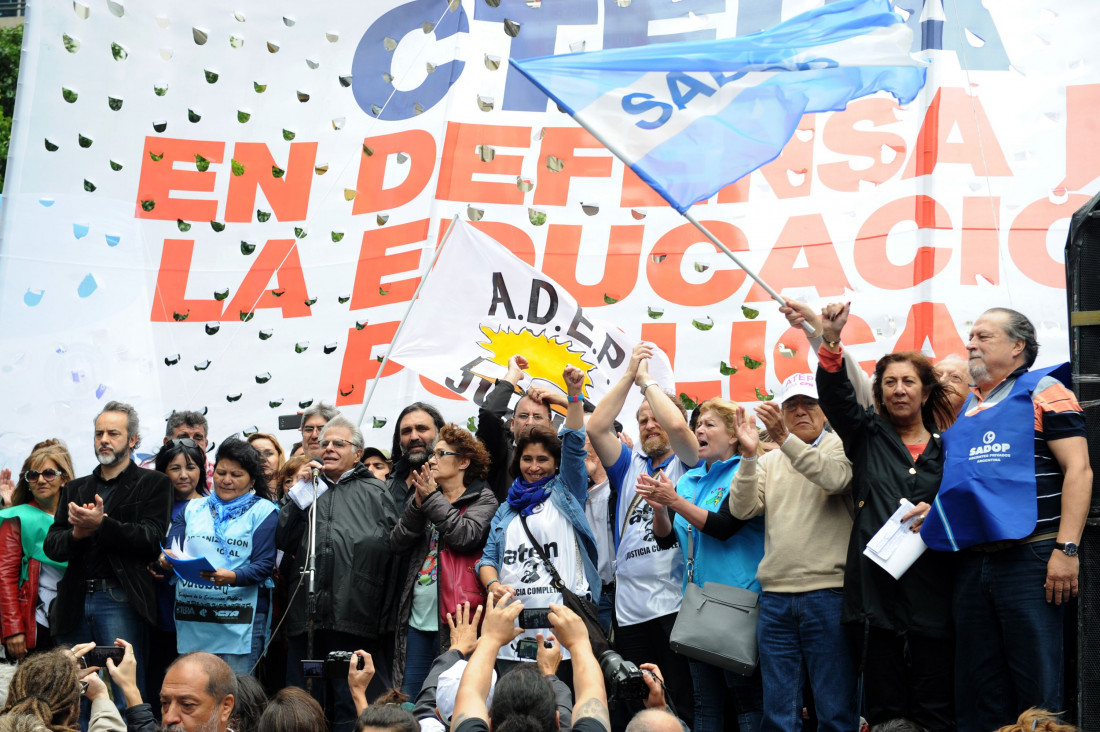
left=305, top=467, right=320, bottom=694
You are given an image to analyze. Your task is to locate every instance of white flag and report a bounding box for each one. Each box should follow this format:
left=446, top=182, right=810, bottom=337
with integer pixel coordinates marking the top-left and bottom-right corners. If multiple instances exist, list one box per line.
left=390, top=220, right=675, bottom=410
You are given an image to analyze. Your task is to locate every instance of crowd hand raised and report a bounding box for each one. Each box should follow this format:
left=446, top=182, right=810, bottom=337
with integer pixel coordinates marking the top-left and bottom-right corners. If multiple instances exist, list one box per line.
left=347, top=650, right=375, bottom=697
left=105, top=638, right=139, bottom=696
left=504, top=355, right=530, bottom=386
left=900, top=501, right=931, bottom=533
left=820, top=302, right=851, bottom=344
left=638, top=663, right=668, bottom=710
left=563, top=365, right=586, bottom=396
left=732, top=406, right=760, bottom=457
left=780, top=299, right=822, bottom=337
left=628, top=342, right=655, bottom=386
left=447, top=601, right=483, bottom=657
left=636, top=470, right=677, bottom=507
left=547, top=603, right=589, bottom=653
left=68, top=641, right=98, bottom=669
left=755, top=402, right=789, bottom=445
left=82, top=667, right=110, bottom=701
left=0, top=468, right=14, bottom=506
left=536, top=633, right=562, bottom=677
left=481, top=591, right=523, bottom=647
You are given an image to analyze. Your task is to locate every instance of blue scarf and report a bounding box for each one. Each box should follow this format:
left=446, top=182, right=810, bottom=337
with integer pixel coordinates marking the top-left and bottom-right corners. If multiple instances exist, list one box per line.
left=506, top=474, right=555, bottom=517
left=204, top=491, right=260, bottom=559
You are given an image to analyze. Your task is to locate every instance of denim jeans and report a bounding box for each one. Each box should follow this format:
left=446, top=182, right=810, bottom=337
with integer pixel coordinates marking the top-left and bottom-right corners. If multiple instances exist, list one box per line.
left=57, top=587, right=151, bottom=714
left=757, top=589, right=858, bottom=732
left=954, top=539, right=1066, bottom=732
left=402, top=626, right=439, bottom=698
left=220, top=610, right=268, bottom=676
left=687, top=659, right=763, bottom=732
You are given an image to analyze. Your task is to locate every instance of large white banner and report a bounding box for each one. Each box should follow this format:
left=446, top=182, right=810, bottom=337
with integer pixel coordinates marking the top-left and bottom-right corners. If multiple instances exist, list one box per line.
left=0, top=0, right=1095, bottom=469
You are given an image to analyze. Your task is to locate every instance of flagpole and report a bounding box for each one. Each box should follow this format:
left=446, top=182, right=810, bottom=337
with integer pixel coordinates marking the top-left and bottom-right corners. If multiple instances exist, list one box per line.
left=355, top=214, right=460, bottom=429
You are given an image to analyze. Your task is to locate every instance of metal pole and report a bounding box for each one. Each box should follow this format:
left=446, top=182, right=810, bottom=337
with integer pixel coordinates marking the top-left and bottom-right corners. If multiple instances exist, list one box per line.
left=355, top=214, right=461, bottom=428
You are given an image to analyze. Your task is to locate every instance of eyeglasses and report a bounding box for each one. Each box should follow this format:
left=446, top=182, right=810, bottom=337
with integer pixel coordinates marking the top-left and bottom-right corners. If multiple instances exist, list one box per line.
left=169, top=438, right=200, bottom=449
left=515, top=412, right=547, bottom=422
left=25, top=469, right=64, bottom=482
left=781, top=397, right=819, bottom=412
left=430, top=450, right=461, bottom=461
left=302, top=425, right=324, bottom=434
left=320, top=439, right=354, bottom=449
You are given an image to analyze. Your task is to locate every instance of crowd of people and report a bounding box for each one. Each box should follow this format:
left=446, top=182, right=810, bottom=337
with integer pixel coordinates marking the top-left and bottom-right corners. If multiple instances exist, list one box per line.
left=0, top=299, right=1091, bottom=732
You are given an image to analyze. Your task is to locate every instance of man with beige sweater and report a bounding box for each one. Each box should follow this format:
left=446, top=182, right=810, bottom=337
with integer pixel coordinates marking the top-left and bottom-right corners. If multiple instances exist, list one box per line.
left=730, top=373, right=857, bottom=732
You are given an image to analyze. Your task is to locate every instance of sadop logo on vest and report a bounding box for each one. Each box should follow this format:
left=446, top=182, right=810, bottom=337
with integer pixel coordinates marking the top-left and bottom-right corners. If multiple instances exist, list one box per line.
left=970, top=430, right=1011, bottom=462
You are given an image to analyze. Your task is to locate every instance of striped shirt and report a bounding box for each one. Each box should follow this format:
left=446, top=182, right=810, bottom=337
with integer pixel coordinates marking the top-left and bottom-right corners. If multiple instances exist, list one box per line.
left=967, top=367, right=1086, bottom=537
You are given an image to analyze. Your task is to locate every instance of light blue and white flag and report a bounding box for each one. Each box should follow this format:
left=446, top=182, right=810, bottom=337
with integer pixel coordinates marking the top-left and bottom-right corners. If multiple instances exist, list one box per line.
left=511, top=0, right=926, bottom=214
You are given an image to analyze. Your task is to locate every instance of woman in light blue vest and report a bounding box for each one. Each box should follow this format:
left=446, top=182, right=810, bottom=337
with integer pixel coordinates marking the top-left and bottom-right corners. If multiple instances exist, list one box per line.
left=641, top=398, right=766, bottom=732
left=160, top=438, right=278, bottom=675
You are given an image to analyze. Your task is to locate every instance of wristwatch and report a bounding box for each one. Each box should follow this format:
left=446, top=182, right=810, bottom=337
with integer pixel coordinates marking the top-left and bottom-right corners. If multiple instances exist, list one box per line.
left=1055, top=541, right=1079, bottom=557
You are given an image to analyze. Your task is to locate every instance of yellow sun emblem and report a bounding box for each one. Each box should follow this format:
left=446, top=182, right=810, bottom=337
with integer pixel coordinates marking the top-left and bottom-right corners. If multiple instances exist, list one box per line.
left=477, top=325, right=594, bottom=397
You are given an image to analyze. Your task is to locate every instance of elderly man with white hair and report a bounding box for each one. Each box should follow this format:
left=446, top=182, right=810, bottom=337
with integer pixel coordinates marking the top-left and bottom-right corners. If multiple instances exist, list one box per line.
left=276, top=414, right=403, bottom=732
left=729, top=373, right=857, bottom=732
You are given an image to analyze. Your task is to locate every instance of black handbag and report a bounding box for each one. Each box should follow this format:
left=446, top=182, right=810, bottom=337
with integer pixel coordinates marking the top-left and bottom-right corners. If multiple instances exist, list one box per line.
left=519, top=514, right=610, bottom=657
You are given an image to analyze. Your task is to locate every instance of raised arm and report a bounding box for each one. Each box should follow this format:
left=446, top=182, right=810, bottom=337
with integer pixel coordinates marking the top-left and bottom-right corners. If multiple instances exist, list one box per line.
left=452, top=593, right=523, bottom=728
left=550, top=602, right=610, bottom=730
left=636, top=355, right=699, bottom=467
left=783, top=298, right=873, bottom=409
left=589, top=344, right=649, bottom=467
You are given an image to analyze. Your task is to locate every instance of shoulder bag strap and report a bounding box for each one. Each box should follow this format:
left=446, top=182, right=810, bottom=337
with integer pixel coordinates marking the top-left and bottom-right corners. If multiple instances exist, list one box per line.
left=519, top=514, right=565, bottom=590
left=619, top=491, right=646, bottom=543
left=686, top=526, right=695, bottom=585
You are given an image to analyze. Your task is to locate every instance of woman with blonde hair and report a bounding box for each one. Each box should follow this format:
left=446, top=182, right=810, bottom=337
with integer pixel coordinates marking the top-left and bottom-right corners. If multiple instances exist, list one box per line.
left=0, top=444, right=75, bottom=658
left=640, top=397, right=765, bottom=732
left=247, top=433, right=285, bottom=497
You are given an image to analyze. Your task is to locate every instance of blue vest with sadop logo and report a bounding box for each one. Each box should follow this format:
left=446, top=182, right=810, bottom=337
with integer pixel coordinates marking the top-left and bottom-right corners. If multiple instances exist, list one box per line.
left=921, top=363, right=1068, bottom=551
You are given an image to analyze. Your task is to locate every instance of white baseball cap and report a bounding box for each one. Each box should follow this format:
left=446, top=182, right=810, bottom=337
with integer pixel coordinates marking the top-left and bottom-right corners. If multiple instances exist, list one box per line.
left=780, top=373, right=818, bottom=404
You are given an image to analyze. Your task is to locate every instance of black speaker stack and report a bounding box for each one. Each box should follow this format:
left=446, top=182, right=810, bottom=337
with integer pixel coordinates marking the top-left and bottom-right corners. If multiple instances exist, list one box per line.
left=1065, top=189, right=1100, bottom=729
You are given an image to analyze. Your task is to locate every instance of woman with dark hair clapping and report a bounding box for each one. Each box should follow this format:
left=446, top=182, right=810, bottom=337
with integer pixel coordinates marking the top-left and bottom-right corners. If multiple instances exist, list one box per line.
left=389, top=424, right=498, bottom=698
left=159, top=438, right=278, bottom=675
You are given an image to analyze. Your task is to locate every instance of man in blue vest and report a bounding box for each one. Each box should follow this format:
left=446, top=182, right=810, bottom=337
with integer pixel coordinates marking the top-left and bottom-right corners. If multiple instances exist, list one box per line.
left=923, top=308, right=1092, bottom=732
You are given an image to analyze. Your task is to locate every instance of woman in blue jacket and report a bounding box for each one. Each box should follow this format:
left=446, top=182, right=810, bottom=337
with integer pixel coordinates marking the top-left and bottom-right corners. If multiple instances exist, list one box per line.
left=641, top=398, right=766, bottom=732
left=476, top=365, right=599, bottom=675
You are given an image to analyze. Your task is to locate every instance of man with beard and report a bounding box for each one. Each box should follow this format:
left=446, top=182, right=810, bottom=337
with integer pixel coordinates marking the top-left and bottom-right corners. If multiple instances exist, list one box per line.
left=277, top=415, right=401, bottom=731
left=387, top=402, right=446, bottom=503
left=476, top=355, right=555, bottom=500
left=921, top=308, right=1092, bottom=732
left=44, top=401, right=173, bottom=711
left=589, top=342, right=699, bottom=725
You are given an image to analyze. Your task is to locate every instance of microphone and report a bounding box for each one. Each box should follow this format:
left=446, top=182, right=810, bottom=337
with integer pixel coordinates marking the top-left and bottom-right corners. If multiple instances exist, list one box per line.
left=311, top=466, right=320, bottom=480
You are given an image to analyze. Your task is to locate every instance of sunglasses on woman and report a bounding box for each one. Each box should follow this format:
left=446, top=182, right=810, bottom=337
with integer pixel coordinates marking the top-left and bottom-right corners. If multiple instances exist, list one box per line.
left=24, top=468, right=64, bottom=482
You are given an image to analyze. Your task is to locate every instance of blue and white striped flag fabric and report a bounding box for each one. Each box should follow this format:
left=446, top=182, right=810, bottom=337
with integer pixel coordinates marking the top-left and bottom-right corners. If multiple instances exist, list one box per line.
left=511, top=0, right=927, bottom=214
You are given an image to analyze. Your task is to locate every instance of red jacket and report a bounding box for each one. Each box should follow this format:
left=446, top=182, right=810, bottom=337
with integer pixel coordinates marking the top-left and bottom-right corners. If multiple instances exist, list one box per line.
left=0, top=511, right=44, bottom=650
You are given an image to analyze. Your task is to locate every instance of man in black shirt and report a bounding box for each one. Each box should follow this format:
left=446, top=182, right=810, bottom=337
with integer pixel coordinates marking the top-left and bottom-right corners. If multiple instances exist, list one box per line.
left=44, top=401, right=172, bottom=710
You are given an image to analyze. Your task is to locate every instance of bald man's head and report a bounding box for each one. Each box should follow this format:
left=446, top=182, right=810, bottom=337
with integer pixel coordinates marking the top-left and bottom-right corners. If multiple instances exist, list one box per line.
left=160, top=652, right=236, bottom=732
left=626, top=708, right=685, bottom=732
